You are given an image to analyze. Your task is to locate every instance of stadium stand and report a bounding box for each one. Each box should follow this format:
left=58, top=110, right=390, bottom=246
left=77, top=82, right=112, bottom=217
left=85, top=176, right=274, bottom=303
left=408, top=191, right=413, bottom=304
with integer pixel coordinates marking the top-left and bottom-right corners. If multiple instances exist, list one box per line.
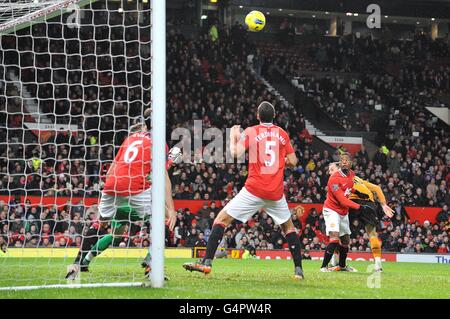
left=0, top=10, right=448, bottom=255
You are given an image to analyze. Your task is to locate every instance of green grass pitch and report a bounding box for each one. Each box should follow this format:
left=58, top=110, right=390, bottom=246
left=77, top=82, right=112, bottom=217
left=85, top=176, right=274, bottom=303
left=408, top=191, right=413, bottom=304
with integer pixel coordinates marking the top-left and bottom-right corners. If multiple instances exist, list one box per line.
left=1, top=258, right=449, bottom=299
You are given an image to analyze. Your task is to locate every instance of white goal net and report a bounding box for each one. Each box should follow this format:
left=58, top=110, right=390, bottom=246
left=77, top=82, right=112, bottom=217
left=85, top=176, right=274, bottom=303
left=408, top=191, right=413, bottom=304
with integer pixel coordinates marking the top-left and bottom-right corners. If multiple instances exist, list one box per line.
left=0, top=0, right=165, bottom=290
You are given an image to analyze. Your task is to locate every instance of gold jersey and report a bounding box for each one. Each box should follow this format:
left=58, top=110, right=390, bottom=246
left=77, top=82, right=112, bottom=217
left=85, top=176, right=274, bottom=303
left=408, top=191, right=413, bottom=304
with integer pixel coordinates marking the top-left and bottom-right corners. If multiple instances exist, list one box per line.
left=349, top=176, right=386, bottom=204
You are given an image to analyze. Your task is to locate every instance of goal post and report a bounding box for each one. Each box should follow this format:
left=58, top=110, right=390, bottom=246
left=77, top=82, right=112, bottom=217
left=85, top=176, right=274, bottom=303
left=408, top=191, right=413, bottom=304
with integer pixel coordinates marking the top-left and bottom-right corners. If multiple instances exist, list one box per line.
left=0, top=0, right=166, bottom=290
left=150, top=0, right=166, bottom=289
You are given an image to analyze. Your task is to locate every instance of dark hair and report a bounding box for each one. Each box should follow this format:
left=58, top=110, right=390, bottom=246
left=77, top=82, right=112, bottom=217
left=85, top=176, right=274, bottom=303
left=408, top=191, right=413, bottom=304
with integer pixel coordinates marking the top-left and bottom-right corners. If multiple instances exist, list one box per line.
left=339, top=152, right=353, bottom=172
left=257, top=101, right=275, bottom=123
left=130, top=123, right=146, bottom=133
left=329, top=161, right=340, bottom=172
left=339, top=152, right=352, bottom=160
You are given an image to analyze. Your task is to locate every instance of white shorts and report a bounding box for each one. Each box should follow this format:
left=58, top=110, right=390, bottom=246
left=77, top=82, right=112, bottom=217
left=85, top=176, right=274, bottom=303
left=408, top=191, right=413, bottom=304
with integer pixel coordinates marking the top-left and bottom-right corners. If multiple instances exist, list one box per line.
left=99, top=187, right=152, bottom=220
left=224, top=187, right=291, bottom=225
left=322, top=207, right=351, bottom=236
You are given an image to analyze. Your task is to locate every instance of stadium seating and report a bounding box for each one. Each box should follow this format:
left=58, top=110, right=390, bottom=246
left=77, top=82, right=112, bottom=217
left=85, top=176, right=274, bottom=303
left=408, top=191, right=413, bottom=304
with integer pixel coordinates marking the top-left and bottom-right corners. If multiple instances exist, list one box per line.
left=0, top=16, right=448, bottom=254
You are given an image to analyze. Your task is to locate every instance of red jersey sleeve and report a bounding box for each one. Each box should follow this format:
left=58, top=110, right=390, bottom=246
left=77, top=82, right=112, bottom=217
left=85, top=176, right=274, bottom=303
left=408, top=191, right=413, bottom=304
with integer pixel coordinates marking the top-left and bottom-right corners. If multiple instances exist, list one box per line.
left=106, top=141, right=125, bottom=178
left=334, top=188, right=360, bottom=210
left=118, top=141, right=128, bottom=161
left=328, top=177, right=360, bottom=210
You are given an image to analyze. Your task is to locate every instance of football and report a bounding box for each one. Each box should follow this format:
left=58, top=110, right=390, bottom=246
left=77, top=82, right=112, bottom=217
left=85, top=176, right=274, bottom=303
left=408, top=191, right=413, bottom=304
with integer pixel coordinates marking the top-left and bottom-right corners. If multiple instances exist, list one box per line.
left=245, top=10, right=266, bottom=32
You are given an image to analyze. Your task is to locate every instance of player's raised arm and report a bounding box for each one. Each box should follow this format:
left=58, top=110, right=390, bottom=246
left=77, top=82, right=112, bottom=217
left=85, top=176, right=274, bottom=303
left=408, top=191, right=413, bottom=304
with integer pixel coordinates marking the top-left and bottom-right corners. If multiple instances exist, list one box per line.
left=285, top=136, right=298, bottom=167
left=164, top=146, right=182, bottom=230
left=362, top=180, right=386, bottom=203
left=229, top=125, right=246, bottom=158
left=363, top=180, right=394, bottom=217
left=285, top=153, right=298, bottom=167
left=165, top=170, right=176, bottom=231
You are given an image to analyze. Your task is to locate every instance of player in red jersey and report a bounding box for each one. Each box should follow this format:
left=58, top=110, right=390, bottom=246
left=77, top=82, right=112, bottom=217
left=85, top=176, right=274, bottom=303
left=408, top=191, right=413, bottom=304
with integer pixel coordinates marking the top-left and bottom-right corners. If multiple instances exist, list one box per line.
left=326, top=161, right=394, bottom=272
left=66, top=111, right=179, bottom=279
left=98, top=123, right=175, bottom=229
left=183, top=101, right=305, bottom=279
left=320, top=153, right=375, bottom=272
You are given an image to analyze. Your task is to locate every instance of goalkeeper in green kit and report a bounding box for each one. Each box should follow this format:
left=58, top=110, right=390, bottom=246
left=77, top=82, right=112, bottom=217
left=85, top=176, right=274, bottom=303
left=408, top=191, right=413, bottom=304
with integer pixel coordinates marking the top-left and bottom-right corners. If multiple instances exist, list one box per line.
left=65, top=110, right=182, bottom=280
left=66, top=203, right=151, bottom=280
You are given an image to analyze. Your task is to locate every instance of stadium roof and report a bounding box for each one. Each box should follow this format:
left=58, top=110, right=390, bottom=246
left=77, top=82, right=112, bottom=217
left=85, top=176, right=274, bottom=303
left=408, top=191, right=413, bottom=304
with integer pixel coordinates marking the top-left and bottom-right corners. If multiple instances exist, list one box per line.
left=229, top=0, right=450, bottom=20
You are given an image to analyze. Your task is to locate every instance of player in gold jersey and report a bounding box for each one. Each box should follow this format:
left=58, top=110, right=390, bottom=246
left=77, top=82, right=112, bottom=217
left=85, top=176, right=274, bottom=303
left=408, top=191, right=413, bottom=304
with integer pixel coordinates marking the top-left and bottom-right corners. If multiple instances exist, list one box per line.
left=328, top=162, right=394, bottom=272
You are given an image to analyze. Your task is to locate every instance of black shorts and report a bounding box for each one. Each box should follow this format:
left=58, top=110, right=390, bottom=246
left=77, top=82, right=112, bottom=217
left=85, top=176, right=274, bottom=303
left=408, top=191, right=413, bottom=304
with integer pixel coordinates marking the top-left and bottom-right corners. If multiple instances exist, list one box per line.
left=349, top=199, right=379, bottom=227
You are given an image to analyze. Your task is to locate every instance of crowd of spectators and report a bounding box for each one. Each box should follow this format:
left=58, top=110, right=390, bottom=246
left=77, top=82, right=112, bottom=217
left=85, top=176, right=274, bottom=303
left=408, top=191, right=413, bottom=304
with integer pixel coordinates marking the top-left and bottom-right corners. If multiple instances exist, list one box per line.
left=171, top=199, right=448, bottom=255
left=0, top=3, right=151, bottom=198
left=0, top=4, right=448, bottom=254
left=259, top=33, right=450, bottom=130
left=0, top=196, right=153, bottom=250
left=280, top=32, right=450, bottom=74
left=256, top=33, right=449, bottom=209
left=1, top=196, right=448, bottom=254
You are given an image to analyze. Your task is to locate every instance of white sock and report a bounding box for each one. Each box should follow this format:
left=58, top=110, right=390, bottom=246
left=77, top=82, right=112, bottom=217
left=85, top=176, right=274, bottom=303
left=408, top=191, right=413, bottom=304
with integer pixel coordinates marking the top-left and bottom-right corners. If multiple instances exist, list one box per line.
left=374, top=257, right=381, bottom=267
left=83, top=252, right=94, bottom=265
left=330, top=253, right=339, bottom=266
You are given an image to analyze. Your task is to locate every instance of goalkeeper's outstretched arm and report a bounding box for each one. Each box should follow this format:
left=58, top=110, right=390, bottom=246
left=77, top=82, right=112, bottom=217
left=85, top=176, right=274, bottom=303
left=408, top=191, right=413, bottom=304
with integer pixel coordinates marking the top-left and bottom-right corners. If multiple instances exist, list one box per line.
left=165, top=171, right=176, bottom=230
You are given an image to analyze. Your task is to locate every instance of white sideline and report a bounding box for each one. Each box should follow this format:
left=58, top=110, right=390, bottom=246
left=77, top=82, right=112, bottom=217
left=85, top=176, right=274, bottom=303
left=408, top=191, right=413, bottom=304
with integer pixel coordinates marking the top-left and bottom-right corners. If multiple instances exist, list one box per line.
left=0, top=282, right=145, bottom=291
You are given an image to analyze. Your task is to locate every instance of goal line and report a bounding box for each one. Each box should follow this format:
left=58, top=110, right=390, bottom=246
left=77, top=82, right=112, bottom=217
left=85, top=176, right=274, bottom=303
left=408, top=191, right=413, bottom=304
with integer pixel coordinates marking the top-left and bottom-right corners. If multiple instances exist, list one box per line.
left=0, top=282, right=145, bottom=291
